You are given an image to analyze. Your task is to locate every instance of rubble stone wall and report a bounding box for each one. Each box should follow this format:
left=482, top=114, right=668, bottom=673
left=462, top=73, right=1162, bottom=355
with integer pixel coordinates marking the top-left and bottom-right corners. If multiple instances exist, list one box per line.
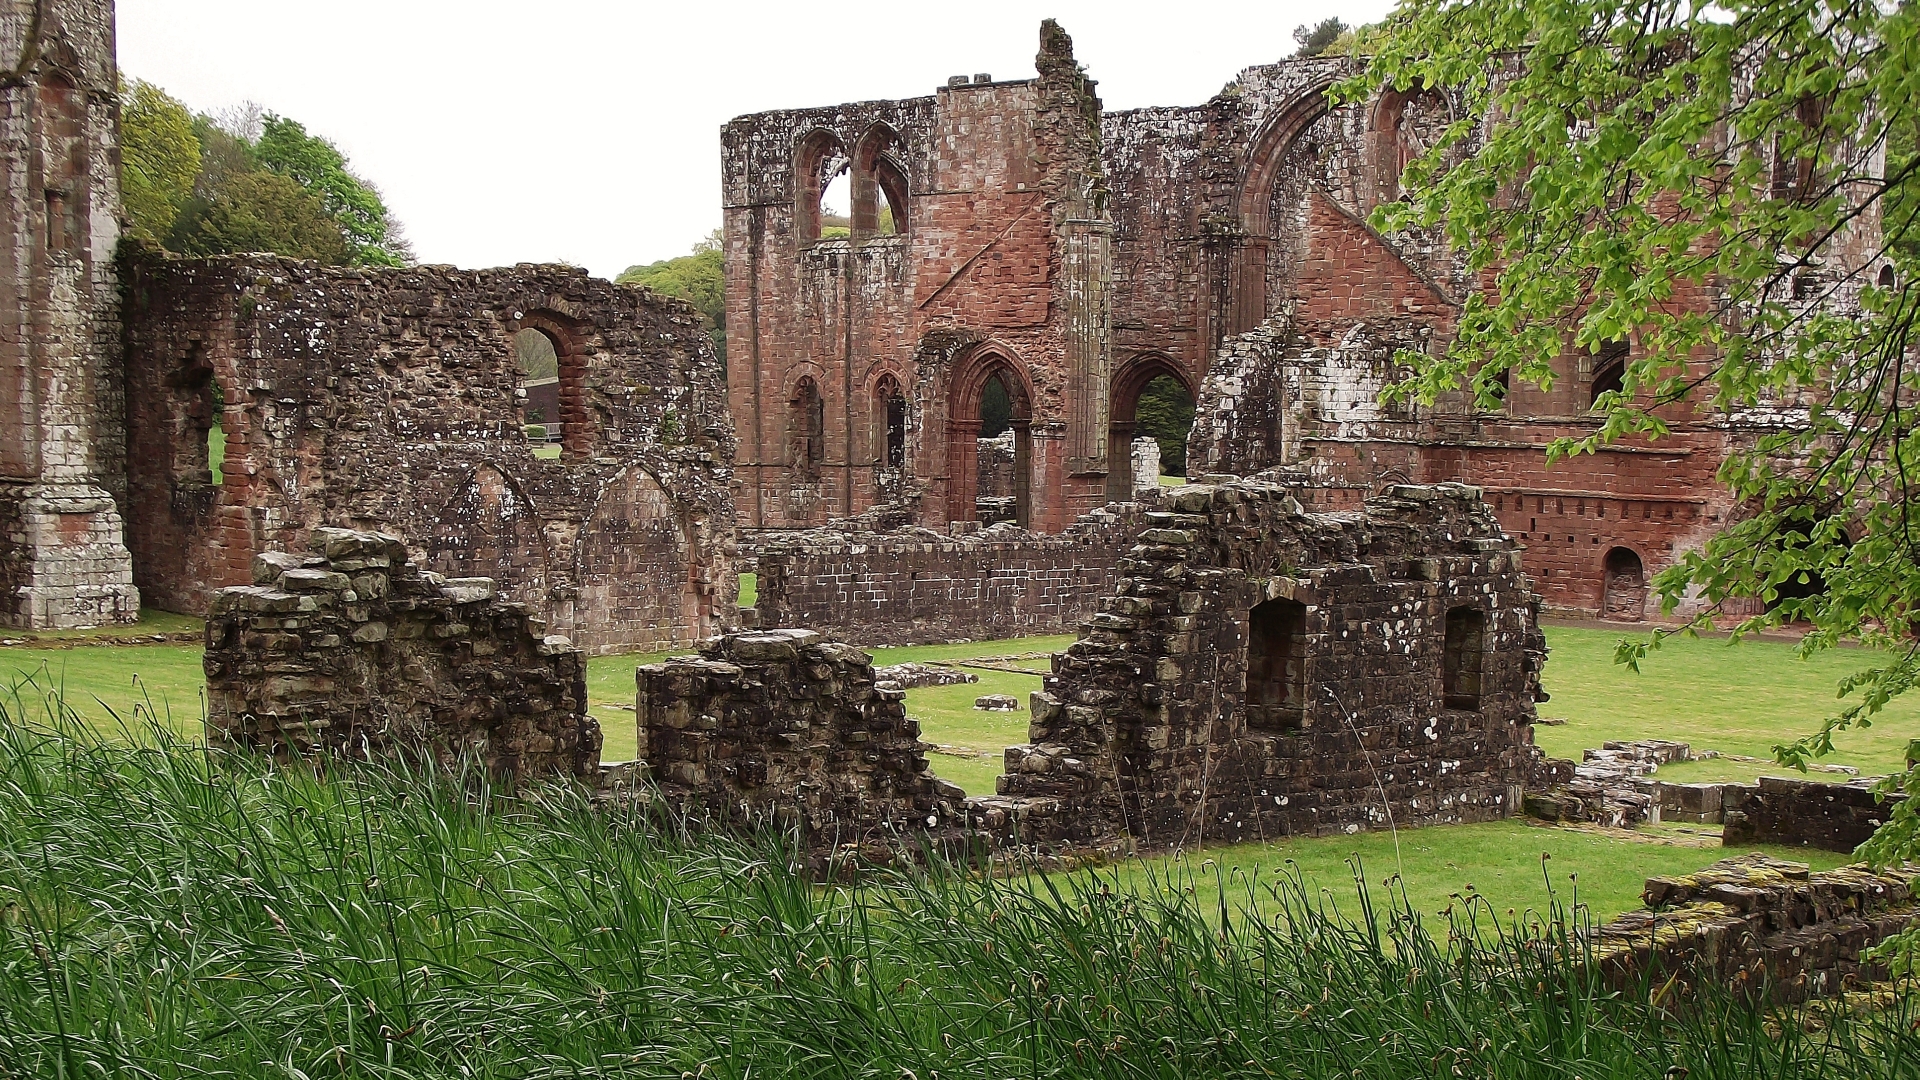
left=203, top=528, right=601, bottom=781
left=1723, top=776, right=1907, bottom=854
left=634, top=628, right=968, bottom=863
left=1597, top=856, right=1918, bottom=1004
left=121, top=251, right=736, bottom=654
left=984, top=482, right=1545, bottom=850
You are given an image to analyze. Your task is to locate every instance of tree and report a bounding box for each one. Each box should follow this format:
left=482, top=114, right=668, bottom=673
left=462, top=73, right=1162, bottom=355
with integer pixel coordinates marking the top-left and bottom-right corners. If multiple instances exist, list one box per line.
left=120, top=81, right=199, bottom=242
left=1134, top=376, right=1196, bottom=475
left=1350, top=0, right=1919, bottom=958
left=619, top=229, right=727, bottom=368
left=168, top=169, right=351, bottom=264
left=254, top=115, right=411, bottom=267
left=1293, top=17, right=1349, bottom=58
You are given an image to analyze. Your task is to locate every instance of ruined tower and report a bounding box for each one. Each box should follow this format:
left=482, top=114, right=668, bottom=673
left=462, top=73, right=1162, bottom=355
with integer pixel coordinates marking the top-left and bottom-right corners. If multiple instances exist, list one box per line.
left=0, top=0, right=138, bottom=628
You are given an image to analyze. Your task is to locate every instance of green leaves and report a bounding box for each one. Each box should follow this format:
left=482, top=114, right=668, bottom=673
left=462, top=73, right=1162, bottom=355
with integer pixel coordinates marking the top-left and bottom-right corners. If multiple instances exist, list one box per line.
left=120, top=81, right=199, bottom=243
left=1352, top=0, right=1919, bottom=877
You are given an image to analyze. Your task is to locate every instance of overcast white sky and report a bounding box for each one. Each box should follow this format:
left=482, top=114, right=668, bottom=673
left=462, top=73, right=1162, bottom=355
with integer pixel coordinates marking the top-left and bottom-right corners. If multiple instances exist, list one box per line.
left=119, top=1, right=1392, bottom=279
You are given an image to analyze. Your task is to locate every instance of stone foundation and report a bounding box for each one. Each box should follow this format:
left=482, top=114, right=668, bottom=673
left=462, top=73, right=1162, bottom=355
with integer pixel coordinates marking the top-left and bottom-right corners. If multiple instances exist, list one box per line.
left=204, top=528, right=601, bottom=781
left=634, top=629, right=968, bottom=864
left=1723, top=776, right=1906, bottom=854
left=1597, top=855, right=1919, bottom=1004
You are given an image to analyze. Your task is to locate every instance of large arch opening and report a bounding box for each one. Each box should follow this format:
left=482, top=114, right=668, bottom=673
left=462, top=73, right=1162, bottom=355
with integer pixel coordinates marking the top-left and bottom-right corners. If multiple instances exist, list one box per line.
left=514, top=313, right=588, bottom=461
left=1107, top=354, right=1196, bottom=501
left=945, top=348, right=1033, bottom=528
left=1601, top=547, right=1647, bottom=621
left=1231, top=82, right=1335, bottom=339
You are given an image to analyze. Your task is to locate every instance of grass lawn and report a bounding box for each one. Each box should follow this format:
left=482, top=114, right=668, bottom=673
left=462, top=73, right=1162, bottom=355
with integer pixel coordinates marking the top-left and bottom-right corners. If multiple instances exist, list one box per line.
left=1535, top=623, right=1917, bottom=782
left=738, top=571, right=757, bottom=607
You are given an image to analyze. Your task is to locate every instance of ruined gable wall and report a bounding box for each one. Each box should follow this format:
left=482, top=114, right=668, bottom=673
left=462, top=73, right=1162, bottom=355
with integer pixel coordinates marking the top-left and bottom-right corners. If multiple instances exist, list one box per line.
left=121, top=252, right=735, bottom=654
left=991, top=483, right=1544, bottom=849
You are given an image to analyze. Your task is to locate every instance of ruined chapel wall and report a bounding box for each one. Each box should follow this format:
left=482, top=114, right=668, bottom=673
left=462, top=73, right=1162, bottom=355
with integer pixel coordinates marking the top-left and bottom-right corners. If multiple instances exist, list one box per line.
left=122, top=252, right=735, bottom=653
left=992, top=482, right=1544, bottom=849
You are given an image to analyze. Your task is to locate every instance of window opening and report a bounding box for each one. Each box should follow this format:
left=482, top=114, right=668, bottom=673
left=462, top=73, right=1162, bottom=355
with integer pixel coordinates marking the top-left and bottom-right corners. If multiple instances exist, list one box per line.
left=819, top=169, right=852, bottom=239
left=791, top=376, right=824, bottom=467
left=514, top=328, right=562, bottom=459
left=1247, top=597, right=1308, bottom=730
left=168, top=343, right=220, bottom=487
left=1879, top=265, right=1896, bottom=290
left=1442, top=606, right=1486, bottom=709
left=1602, top=547, right=1647, bottom=621
left=1589, top=339, right=1628, bottom=410
left=881, top=380, right=907, bottom=466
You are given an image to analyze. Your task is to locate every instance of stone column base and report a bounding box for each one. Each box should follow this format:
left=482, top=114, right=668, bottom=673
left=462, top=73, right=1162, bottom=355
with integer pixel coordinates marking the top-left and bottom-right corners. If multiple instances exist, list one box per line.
left=0, top=480, right=141, bottom=629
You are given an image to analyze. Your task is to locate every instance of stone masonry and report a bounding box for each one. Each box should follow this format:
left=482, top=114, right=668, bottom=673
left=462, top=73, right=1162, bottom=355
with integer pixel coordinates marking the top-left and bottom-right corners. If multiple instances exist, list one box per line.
left=0, top=0, right=139, bottom=628
left=986, top=482, right=1546, bottom=850
left=121, top=250, right=735, bottom=654
left=204, top=527, right=601, bottom=781
left=634, top=628, right=968, bottom=865
left=1597, top=855, right=1919, bottom=1004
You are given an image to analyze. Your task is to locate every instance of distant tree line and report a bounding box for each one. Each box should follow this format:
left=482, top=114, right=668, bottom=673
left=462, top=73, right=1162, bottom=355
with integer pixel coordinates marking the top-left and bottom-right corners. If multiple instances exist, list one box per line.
left=120, top=80, right=413, bottom=267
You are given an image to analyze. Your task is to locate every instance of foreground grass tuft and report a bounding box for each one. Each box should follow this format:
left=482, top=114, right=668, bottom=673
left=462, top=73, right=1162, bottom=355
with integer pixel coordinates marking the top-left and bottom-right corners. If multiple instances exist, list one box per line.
left=0, top=694, right=1912, bottom=1078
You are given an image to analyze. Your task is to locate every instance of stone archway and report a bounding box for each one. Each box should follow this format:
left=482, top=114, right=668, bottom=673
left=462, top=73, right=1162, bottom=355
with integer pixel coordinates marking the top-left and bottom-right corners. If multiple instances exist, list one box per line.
left=944, top=346, right=1035, bottom=528
left=1107, top=353, right=1195, bottom=501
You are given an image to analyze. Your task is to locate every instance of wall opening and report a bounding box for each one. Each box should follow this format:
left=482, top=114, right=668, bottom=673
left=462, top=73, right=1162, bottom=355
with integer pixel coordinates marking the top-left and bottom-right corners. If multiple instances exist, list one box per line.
left=945, top=348, right=1033, bottom=528
left=1108, top=355, right=1196, bottom=501
left=873, top=374, right=907, bottom=467
left=1246, top=596, right=1308, bottom=730
left=38, top=73, right=87, bottom=258
left=514, top=327, right=561, bottom=457
left=1589, top=339, right=1629, bottom=410
left=166, top=343, right=221, bottom=488
left=790, top=376, right=825, bottom=469
left=795, top=130, right=851, bottom=244
left=1880, top=265, right=1897, bottom=290
left=1442, top=606, right=1486, bottom=709
left=852, top=125, right=909, bottom=238
left=1602, top=547, right=1647, bottom=621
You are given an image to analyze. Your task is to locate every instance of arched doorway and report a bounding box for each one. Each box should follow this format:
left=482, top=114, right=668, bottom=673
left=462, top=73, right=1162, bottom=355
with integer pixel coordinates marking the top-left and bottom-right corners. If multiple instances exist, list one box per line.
left=1108, top=354, right=1195, bottom=501
left=1601, top=547, right=1647, bottom=621
left=945, top=347, right=1033, bottom=528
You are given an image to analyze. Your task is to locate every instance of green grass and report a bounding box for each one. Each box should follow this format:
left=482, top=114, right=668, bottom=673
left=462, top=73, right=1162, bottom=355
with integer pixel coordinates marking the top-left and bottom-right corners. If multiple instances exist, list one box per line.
left=0, top=715, right=1910, bottom=1079
left=0, top=640, right=208, bottom=738
left=738, top=571, right=757, bottom=607
left=1536, top=624, right=1918, bottom=782
left=531, top=444, right=561, bottom=459
left=208, top=424, right=225, bottom=485
left=0, top=606, right=202, bottom=643
left=1158, top=472, right=1186, bottom=486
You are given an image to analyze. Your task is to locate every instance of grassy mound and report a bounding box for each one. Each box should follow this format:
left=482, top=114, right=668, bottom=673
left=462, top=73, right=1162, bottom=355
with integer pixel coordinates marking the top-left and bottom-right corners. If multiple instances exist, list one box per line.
left=0, top=694, right=1912, bottom=1078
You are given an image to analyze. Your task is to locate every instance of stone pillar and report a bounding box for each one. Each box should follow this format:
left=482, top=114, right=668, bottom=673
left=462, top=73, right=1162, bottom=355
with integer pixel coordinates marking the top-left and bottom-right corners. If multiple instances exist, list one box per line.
left=1130, top=436, right=1161, bottom=496
left=0, top=0, right=138, bottom=628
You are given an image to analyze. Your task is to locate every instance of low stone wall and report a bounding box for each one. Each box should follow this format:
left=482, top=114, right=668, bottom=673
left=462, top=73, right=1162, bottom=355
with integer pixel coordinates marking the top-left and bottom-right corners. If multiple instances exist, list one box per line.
left=1724, top=776, right=1905, bottom=853
left=752, top=509, right=1143, bottom=645
left=1596, top=855, right=1919, bottom=1004
left=633, top=629, right=968, bottom=863
left=203, top=528, right=601, bottom=781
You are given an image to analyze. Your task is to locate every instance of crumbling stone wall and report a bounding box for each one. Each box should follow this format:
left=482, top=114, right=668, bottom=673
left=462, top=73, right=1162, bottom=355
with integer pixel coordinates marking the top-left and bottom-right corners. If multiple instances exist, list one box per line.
left=1597, top=855, right=1919, bottom=1004
left=634, top=629, right=967, bottom=863
left=980, top=482, right=1544, bottom=849
left=121, top=251, right=735, bottom=654
left=1723, top=776, right=1907, bottom=854
left=204, top=528, right=601, bottom=781
left=0, top=0, right=140, bottom=629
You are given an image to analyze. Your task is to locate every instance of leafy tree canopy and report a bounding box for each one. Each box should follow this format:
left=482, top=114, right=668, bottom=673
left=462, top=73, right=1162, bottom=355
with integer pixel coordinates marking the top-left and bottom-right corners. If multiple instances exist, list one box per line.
left=120, top=81, right=198, bottom=243
left=1350, top=0, right=1919, bottom=958
left=1134, top=375, right=1196, bottom=476
left=118, top=82, right=413, bottom=268
left=619, top=229, right=727, bottom=367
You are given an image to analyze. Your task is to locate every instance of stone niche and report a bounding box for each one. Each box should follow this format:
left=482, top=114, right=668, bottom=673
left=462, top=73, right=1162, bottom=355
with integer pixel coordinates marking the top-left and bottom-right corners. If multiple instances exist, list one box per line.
left=204, top=528, right=601, bottom=781
left=985, top=481, right=1548, bottom=851
left=634, top=629, right=969, bottom=864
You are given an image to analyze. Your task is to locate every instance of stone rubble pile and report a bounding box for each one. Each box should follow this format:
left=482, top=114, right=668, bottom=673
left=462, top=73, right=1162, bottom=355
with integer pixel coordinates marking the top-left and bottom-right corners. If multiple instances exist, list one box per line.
left=872, top=662, right=979, bottom=690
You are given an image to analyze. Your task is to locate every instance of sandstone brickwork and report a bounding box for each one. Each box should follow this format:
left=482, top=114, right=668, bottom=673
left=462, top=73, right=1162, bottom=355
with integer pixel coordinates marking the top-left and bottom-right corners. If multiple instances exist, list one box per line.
left=0, top=0, right=139, bottom=629
left=203, top=528, right=601, bottom=781
left=1597, top=855, right=1919, bottom=1004
left=121, top=250, right=735, bottom=654
left=634, top=629, right=968, bottom=863
left=1723, top=776, right=1907, bottom=854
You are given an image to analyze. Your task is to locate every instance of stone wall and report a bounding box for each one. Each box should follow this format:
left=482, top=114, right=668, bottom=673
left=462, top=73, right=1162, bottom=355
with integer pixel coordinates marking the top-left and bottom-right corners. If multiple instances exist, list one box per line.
left=121, top=251, right=735, bottom=654
left=982, top=481, right=1545, bottom=850
left=752, top=510, right=1136, bottom=646
left=634, top=629, right=968, bottom=864
left=1723, top=776, right=1906, bottom=854
left=203, top=528, right=601, bottom=781
left=1597, top=855, right=1918, bottom=1004
left=0, top=0, right=140, bottom=629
